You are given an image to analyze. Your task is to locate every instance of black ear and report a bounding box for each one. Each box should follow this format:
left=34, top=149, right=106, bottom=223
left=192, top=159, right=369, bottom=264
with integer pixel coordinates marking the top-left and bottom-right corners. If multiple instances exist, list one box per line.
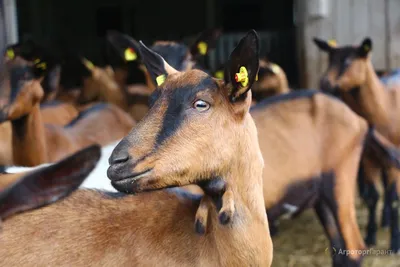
left=224, top=30, right=259, bottom=102
left=358, top=37, right=373, bottom=58
left=139, top=41, right=178, bottom=87
left=0, top=145, right=101, bottom=221
left=313, top=37, right=334, bottom=53
left=190, top=28, right=222, bottom=58
left=106, top=30, right=141, bottom=63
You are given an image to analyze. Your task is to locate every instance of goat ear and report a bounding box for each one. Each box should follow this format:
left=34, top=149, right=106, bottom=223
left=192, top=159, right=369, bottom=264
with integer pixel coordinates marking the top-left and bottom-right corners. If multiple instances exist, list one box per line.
left=224, top=30, right=259, bottom=102
left=81, top=58, right=96, bottom=72
left=106, top=30, right=141, bottom=63
left=139, top=41, right=178, bottom=87
left=313, top=37, right=335, bottom=53
left=358, top=37, right=373, bottom=58
left=0, top=145, right=101, bottom=221
left=190, top=28, right=222, bottom=58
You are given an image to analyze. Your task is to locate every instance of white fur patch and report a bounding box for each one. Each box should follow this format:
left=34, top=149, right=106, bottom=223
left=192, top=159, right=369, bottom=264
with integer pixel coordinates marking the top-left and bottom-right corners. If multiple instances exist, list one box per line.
left=5, top=140, right=122, bottom=192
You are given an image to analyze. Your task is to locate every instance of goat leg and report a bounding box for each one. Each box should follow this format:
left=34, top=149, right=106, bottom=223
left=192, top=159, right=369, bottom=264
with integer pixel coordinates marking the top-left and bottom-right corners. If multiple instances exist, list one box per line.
left=194, top=178, right=236, bottom=235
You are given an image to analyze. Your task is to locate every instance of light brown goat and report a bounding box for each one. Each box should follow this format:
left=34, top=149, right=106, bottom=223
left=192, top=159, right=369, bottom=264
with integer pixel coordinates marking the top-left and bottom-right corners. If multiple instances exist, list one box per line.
left=0, top=66, right=135, bottom=167
left=131, top=36, right=400, bottom=266
left=314, top=37, right=400, bottom=253
left=0, top=31, right=272, bottom=267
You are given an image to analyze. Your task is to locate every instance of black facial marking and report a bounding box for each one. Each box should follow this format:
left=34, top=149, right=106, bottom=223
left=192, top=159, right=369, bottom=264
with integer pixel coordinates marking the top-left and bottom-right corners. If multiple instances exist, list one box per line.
left=149, top=89, right=162, bottom=108
left=151, top=43, right=190, bottom=71
left=155, top=76, right=217, bottom=147
left=327, top=46, right=359, bottom=78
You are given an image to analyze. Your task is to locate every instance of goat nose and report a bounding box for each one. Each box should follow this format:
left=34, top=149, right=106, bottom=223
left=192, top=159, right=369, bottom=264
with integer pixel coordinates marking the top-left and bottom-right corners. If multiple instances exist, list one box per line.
left=109, top=152, right=129, bottom=165
left=109, top=142, right=131, bottom=165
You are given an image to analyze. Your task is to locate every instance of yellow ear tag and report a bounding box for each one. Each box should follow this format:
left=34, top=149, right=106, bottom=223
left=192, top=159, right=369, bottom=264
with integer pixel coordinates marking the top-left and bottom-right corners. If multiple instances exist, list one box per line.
left=36, top=62, right=47, bottom=70
left=328, top=39, right=337, bottom=47
left=255, top=74, right=258, bottom=81
left=234, top=66, right=249, bottom=87
left=214, top=70, right=224, bottom=79
left=197, top=42, right=208, bottom=55
left=124, top=48, right=137, bottom=61
left=270, top=64, right=281, bottom=74
left=156, top=74, right=166, bottom=86
left=6, top=49, right=15, bottom=60
left=83, top=58, right=95, bottom=70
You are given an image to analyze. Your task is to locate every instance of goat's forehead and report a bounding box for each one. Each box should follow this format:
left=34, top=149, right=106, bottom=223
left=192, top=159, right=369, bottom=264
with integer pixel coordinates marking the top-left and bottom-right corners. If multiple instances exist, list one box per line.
left=150, top=71, right=218, bottom=105
left=161, top=70, right=218, bottom=94
left=331, top=46, right=358, bottom=60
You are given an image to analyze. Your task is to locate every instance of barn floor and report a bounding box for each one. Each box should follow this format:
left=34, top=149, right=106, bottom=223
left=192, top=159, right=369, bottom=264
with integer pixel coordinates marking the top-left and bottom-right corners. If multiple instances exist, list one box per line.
left=271, top=197, right=400, bottom=267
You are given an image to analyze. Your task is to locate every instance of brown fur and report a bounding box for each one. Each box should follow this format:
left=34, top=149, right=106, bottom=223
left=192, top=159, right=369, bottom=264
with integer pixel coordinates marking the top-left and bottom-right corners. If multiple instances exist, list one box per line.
left=252, top=59, right=290, bottom=98
left=1, top=31, right=272, bottom=267
left=0, top=80, right=135, bottom=166
left=0, top=104, right=80, bottom=167
left=0, top=145, right=100, bottom=223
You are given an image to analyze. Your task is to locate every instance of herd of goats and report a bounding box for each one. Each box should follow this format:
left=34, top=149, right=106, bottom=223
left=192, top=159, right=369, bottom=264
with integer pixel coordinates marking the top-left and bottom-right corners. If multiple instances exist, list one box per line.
left=0, top=27, right=400, bottom=267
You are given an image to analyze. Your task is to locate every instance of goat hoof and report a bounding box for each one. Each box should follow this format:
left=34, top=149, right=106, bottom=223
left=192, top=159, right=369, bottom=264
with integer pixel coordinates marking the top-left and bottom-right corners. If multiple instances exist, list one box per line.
left=218, top=210, right=232, bottom=225
left=195, top=219, right=206, bottom=235
left=365, top=235, right=376, bottom=247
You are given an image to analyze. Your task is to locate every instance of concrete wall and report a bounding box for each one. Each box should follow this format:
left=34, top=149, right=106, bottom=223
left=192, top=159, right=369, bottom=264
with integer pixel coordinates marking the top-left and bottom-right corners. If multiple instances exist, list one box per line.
left=296, top=0, right=400, bottom=88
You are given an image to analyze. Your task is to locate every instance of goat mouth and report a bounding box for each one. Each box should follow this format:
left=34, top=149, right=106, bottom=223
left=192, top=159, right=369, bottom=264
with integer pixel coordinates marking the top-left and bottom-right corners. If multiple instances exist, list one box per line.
left=110, top=169, right=152, bottom=189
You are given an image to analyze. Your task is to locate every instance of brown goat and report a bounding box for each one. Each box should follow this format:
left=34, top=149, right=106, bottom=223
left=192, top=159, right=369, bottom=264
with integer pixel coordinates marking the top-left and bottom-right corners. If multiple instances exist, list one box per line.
left=314, top=37, right=400, bottom=252
left=109, top=35, right=377, bottom=266
left=0, top=57, right=81, bottom=166
left=108, top=33, right=400, bottom=266
left=0, top=66, right=135, bottom=166
left=143, top=35, right=400, bottom=265
left=0, top=145, right=100, bottom=225
left=0, top=31, right=273, bottom=267
left=252, top=59, right=290, bottom=100
left=2, top=54, right=79, bottom=125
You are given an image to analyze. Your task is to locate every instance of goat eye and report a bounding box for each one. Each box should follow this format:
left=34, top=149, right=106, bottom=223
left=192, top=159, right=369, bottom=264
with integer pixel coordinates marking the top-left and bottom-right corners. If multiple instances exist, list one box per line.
left=193, top=100, right=210, bottom=112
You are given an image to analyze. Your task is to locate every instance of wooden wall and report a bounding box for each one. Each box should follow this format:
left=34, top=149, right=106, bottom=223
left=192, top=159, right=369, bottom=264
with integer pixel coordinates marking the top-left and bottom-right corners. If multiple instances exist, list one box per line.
left=296, top=0, right=400, bottom=89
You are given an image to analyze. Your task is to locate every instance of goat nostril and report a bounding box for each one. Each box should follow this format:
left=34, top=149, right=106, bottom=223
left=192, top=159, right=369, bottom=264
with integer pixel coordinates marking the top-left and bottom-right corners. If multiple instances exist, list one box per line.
left=109, top=152, right=129, bottom=165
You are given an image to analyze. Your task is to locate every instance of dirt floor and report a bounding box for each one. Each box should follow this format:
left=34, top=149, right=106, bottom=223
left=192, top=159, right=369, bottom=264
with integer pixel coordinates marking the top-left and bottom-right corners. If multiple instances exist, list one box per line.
left=271, top=198, right=400, bottom=267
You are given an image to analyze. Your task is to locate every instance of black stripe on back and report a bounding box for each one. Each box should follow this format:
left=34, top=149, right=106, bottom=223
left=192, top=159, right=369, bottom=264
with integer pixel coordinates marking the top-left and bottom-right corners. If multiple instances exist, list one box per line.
left=65, top=103, right=109, bottom=128
left=250, top=89, right=331, bottom=111
left=40, top=100, right=63, bottom=108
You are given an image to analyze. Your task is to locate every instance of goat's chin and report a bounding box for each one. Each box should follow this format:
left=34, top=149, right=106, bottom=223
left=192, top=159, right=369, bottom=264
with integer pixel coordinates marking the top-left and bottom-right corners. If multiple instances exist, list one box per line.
left=111, top=172, right=193, bottom=195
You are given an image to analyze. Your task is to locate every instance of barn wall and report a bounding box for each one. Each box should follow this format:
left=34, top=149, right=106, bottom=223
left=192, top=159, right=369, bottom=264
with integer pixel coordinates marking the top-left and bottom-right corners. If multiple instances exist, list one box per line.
left=16, top=0, right=207, bottom=63
left=296, top=0, right=398, bottom=89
